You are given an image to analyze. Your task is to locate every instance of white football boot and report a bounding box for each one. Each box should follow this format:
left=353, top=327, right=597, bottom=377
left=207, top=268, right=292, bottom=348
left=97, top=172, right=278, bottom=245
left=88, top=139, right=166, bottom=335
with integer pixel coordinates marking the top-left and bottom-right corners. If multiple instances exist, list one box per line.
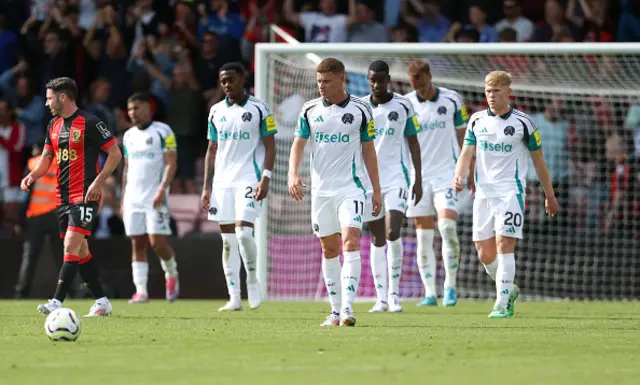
left=85, top=298, right=113, bottom=317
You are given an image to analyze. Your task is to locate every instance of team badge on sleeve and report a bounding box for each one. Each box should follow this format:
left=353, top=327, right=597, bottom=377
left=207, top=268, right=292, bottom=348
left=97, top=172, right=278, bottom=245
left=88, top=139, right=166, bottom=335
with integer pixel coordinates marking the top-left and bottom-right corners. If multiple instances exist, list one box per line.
left=96, top=121, right=111, bottom=139
left=165, top=134, right=177, bottom=149
left=533, top=130, right=541, bottom=146
left=367, top=119, right=375, bottom=137
left=412, top=115, right=420, bottom=132
left=460, top=104, right=469, bottom=121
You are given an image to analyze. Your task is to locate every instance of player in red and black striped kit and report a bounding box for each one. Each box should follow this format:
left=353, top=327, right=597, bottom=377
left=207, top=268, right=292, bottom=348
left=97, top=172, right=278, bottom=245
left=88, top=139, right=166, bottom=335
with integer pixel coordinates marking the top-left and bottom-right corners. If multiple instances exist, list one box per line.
left=20, top=77, right=122, bottom=317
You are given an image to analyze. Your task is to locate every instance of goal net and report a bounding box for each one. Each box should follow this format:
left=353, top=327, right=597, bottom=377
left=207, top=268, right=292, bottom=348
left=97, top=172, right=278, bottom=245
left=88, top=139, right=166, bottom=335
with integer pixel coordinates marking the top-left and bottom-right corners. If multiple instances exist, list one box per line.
left=255, top=42, right=640, bottom=301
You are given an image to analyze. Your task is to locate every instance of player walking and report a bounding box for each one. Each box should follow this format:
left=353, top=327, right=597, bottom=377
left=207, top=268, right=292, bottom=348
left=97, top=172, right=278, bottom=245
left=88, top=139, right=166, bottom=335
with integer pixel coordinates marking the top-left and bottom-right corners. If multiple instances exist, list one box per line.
left=122, top=93, right=180, bottom=304
left=454, top=71, right=558, bottom=318
left=363, top=60, right=423, bottom=313
left=405, top=59, right=470, bottom=307
left=21, top=77, right=122, bottom=317
left=288, top=58, right=382, bottom=327
left=201, top=63, right=276, bottom=311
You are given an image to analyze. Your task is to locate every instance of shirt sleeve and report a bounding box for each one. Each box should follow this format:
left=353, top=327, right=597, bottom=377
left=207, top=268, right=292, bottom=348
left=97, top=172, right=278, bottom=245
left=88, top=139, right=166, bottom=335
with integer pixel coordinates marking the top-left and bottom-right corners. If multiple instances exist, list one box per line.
left=207, top=108, right=217, bottom=141
left=86, top=116, right=115, bottom=151
left=403, top=101, right=420, bottom=136
left=43, top=118, right=54, bottom=151
left=259, top=103, right=277, bottom=137
left=160, top=125, right=177, bottom=151
left=453, top=92, right=470, bottom=128
left=523, top=118, right=542, bottom=151
left=359, top=104, right=375, bottom=143
left=295, top=105, right=311, bottom=139
left=463, top=117, right=477, bottom=146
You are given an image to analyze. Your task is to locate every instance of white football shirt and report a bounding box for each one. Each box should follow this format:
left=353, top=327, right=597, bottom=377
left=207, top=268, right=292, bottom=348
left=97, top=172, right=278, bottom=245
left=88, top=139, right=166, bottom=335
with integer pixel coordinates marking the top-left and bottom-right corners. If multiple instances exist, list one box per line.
left=406, top=86, right=469, bottom=181
left=208, top=95, right=277, bottom=188
left=122, top=121, right=176, bottom=210
left=464, top=107, right=542, bottom=199
left=295, top=94, right=375, bottom=198
left=364, top=93, right=420, bottom=191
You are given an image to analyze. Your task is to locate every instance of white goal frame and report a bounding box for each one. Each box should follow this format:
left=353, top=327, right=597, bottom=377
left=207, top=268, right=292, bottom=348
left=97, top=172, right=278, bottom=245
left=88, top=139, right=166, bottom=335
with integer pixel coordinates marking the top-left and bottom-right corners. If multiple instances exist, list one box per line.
left=254, top=42, right=640, bottom=300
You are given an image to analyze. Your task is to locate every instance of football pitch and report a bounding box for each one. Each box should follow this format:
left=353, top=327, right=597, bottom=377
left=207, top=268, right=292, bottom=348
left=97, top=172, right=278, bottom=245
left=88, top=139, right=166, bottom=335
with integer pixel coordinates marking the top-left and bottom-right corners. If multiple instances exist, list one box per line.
left=1, top=300, right=638, bottom=385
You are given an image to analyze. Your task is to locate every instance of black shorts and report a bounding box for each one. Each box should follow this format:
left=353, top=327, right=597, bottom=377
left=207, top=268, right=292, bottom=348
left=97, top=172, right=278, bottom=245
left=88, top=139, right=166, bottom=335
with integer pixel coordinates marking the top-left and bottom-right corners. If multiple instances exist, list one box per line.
left=57, top=203, right=99, bottom=239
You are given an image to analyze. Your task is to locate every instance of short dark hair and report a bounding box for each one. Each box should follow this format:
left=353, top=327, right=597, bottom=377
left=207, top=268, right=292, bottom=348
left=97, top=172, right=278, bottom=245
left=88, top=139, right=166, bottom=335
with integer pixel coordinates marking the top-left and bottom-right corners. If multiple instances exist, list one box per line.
left=368, top=60, right=389, bottom=74
left=219, top=62, right=245, bottom=75
left=45, top=77, right=78, bottom=101
left=408, top=59, right=431, bottom=77
left=127, top=92, right=151, bottom=104
left=499, top=27, right=518, bottom=42
left=316, top=58, right=345, bottom=74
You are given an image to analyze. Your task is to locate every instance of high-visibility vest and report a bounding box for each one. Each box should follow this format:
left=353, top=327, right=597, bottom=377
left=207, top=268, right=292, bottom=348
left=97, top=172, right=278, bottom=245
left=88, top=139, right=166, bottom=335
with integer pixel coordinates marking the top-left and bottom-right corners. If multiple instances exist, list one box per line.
left=26, top=156, right=57, bottom=217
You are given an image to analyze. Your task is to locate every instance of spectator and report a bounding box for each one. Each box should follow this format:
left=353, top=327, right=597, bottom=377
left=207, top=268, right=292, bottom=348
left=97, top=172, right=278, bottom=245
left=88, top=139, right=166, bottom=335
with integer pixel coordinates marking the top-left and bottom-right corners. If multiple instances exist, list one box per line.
left=390, top=25, right=413, bottom=43
left=194, top=31, right=226, bottom=109
left=617, top=0, right=640, bottom=42
left=127, top=0, right=159, bottom=57
left=603, top=133, right=634, bottom=233
left=284, top=0, right=356, bottom=43
left=0, top=98, right=27, bottom=233
left=531, top=0, right=581, bottom=42
left=14, top=139, right=62, bottom=298
left=348, top=2, right=388, bottom=42
left=0, top=7, right=19, bottom=75
left=445, top=3, right=498, bottom=43
left=401, top=0, right=450, bottom=43
left=39, top=29, right=74, bottom=96
left=566, top=0, right=615, bottom=42
left=623, top=101, right=640, bottom=157
left=494, top=0, right=534, bottom=42
left=85, top=78, right=116, bottom=136
left=498, top=26, right=518, bottom=42
left=197, top=0, right=245, bottom=57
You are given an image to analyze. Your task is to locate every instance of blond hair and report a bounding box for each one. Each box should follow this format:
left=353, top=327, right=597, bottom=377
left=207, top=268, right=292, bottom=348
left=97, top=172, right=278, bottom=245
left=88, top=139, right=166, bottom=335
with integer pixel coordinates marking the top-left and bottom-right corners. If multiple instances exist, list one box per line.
left=485, top=71, right=512, bottom=87
left=316, top=58, right=345, bottom=74
left=408, top=59, right=431, bottom=77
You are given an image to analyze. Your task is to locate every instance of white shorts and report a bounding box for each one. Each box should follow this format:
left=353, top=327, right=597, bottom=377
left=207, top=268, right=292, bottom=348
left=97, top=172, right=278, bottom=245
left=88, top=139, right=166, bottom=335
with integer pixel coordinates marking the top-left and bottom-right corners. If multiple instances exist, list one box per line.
left=123, top=208, right=172, bottom=236
left=208, top=185, right=261, bottom=225
left=365, top=187, right=409, bottom=222
left=312, top=194, right=366, bottom=238
left=473, top=194, right=525, bottom=241
left=406, top=178, right=458, bottom=218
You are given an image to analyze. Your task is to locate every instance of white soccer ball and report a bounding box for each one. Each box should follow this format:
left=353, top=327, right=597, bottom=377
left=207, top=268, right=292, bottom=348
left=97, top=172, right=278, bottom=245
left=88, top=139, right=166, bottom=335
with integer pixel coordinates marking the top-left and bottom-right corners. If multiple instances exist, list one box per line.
left=44, top=308, right=83, bottom=341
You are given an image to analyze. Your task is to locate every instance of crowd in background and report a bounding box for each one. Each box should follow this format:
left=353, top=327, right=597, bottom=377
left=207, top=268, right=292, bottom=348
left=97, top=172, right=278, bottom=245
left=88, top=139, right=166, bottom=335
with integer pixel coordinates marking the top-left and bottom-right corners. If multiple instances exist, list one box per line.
left=0, top=0, right=639, bottom=241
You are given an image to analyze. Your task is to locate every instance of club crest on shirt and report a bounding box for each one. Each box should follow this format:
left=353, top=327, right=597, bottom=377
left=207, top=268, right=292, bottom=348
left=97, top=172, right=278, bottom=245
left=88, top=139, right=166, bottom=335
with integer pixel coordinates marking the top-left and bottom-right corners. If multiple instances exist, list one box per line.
left=71, top=129, right=82, bottom=143
left=313, top=223, right=319, bottom=233
left=146, top=137, right=153, bottom=145
left=242, top=112, right=252, bottom=122
left=342, top=113, right=354, bottom=124
left=209, top=207, right=217, bottom=215
left=388, top=111, right=399, bottom=121
left=437, top=106, right=447, bottom=115
left=504, top=126, right=515, bottom=136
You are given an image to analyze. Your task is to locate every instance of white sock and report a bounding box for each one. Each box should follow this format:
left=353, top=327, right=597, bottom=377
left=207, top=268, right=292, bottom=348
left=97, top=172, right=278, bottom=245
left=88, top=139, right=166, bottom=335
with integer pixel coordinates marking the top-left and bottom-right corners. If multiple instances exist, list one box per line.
left=131, top=261, right=149, bottom=296
left=341, top=251, right=361, bottom=311
left=387, top=238, right=403, bottom=296
left=160, top=256, right=178, bottom=278
left=221, top=233, right=241, bottom=303
left=369, top=244, right=387, bottom=303
left=496, top=253, right=516, bottom=308
left=483, top=259, right=498, bottom=281
left=235, top=227, right=258, bottom=283
left=322, top=256, right=342, bottom=313
left=438, top=218, right=460, bottom=289
left=416, top=229, right=437, bottom=298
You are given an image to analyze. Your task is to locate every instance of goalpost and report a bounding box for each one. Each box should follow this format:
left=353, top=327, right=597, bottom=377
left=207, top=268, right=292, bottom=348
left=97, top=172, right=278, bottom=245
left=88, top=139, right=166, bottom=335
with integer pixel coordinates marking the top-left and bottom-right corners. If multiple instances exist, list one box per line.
left=255, top=42, right=640, bottom=301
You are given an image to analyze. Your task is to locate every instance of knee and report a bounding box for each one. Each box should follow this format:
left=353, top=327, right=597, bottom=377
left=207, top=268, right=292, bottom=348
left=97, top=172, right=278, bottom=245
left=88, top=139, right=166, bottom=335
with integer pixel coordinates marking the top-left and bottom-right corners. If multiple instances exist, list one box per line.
left=386, top=228, right=401, bottom=242
left=438, top=218, right=459, bottom=248
left=370, top=233, right=386, bottom=247
left=322, top=244, right=340, bottom=259
left=475, top=244, right=495, bottom=265
left=234, top=227, right=253, bottom=244
left=343, top=236, right=359, bottom=252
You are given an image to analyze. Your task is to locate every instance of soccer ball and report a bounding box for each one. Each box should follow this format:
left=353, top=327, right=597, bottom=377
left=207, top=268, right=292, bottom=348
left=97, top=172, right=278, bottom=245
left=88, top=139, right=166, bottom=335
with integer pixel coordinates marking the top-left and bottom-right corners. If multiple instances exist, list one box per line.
left=44, top=308, right=83, bottom=341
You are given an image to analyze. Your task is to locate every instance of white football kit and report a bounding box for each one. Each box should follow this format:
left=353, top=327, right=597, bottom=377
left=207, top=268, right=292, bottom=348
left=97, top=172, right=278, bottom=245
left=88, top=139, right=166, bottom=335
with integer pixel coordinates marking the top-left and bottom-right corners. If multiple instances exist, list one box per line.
left=207, top=95, right=277, bottom=225
left=296, top=95, right=375, bottom=238
left=464, top=107, right=542, bottom=240
left=362, top=93, right=420, bottom=222
left=122, top=121, right=176, bottom=236
left=405, top=87, right=469, bottom=217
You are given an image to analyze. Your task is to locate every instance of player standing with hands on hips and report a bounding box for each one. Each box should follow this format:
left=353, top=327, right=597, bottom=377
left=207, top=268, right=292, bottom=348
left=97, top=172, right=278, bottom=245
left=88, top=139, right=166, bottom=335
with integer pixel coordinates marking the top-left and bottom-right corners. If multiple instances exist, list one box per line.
left=22, top=77, right=122, bottom=317
left=454, top=71, right=558, bottom=318
left=289, top=58, right=382, bottom=327
left=202, top=63, right=277, bottom=311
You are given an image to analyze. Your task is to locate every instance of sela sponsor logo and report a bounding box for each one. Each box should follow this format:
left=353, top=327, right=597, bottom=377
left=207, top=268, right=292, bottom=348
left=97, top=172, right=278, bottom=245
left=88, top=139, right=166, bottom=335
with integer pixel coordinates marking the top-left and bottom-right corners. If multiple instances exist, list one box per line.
left=314, top=132, right=349, bottom=143
left=479, top=140, right=513, bottom=153
left=421, top=120, right=446, bottom=131
left=219, top=130, right=251, bottom=140
left=130, top=151, right=155, bottom=159
left=375, top=127, right=396, bottom=136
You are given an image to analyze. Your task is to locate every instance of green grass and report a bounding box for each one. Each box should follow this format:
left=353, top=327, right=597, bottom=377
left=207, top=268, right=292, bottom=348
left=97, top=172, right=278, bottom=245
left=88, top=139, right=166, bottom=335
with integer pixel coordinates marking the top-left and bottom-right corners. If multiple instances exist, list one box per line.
left=1, top=300, right=639, bottom=385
